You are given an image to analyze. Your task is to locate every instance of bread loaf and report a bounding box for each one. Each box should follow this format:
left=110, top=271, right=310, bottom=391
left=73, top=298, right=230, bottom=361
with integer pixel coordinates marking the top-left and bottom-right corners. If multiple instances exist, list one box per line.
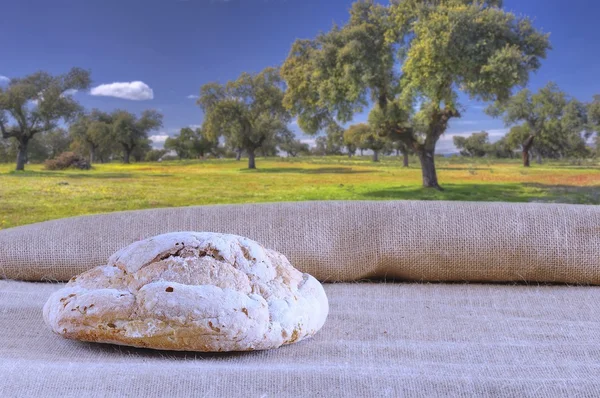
left=43, top=232, right=329, bottom=352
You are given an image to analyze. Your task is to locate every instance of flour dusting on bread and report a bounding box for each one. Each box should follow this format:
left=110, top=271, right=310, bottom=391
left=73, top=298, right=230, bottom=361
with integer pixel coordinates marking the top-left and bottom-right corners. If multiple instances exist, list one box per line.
left=43, top=232, right=329, bottom=352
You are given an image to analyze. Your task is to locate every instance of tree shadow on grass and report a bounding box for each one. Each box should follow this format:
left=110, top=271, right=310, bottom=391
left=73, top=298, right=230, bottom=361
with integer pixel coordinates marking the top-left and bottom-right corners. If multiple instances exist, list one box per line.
left=434, top=167, right=494, bottom=171
left=523, top=183, right=600, bottom=204
left=5, top=170, right=59, bottom=178
left=67, top=172, right=174, bottom=179
left=534, top=163, right=600, bottom=170
left=6, top=170, right=173, bottom=179
left=63, top=173, right=137, bottom=179
left=360, top=183, right=600, bottom=204
left=248, top=167, right=375, bottom=174
left=8, top=170, right=133, bottom=179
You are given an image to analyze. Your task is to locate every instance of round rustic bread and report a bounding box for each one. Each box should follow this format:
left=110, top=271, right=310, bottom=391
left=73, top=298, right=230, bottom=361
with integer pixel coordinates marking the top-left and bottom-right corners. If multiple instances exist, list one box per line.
left=43, top=232, right=329, bottom=352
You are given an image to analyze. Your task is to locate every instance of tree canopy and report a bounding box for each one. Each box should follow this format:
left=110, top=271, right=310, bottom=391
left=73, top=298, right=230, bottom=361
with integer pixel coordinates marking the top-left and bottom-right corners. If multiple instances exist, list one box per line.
left=487, top=82, right=589, bottom=165
left=281, top=0, right=550, bottom=188
left=0, top=68, right=91, bottom=170
left=344, top=123, right=388, bottom=162
left=165, top=127, right=217, bottom=159
left=69, top=109, right=115, bottom=164
left=453, top=132, right=490, bottom=157
left=277, top=129, right=310, bottom=157
left=313, top=135, right=343, bottom=156
left=111, top=109, right=163, bottom=164
left=487, top=137, right=516, bottom=158
left=589, top=95, right=600, bottom=156
left=198, top=67, right=290, bottom=169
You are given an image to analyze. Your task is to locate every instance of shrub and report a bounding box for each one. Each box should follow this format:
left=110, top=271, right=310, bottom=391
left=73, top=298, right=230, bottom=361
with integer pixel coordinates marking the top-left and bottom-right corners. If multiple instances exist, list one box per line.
left=44, top=152, right=91, bottom=170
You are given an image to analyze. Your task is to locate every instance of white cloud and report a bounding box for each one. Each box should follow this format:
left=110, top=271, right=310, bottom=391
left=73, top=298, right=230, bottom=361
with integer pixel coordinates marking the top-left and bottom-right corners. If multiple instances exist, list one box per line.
left=62, top=89, right=78, bottom=97
left=0, top=75, right=9, bottom=83
left=149, top=125, right=204, bottom=149
left=28, top=91, right=44, bottom=106
left=187, top=94, right=199, bottom=99
left=300, top=138, right=316, bottom=148
left=149, top=134, right=169, bottom=144
left=586, top=133, right=596, bottom=145
left=90, top=81, right=154, bottom=100
left=149, top=134, right=170, bottom=149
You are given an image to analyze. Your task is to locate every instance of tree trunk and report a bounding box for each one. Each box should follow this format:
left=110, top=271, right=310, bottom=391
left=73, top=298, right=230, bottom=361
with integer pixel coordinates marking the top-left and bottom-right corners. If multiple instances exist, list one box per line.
left=360, top=149, right=364, bottom=156
left=372, top=150, right=379, bottom=162
left=522, top=135, right=535, bottom=167
left=89, top=146, right=96, bottom=165
left=536, top=153, right=542, bottom=164
left=417, top=149, right=441, bottom=190
left=236, top=149, right=242, bottom=161
left=123, top=149, right=132, bottom=164
left=248, top=148, right=256, bottom=169
left=402, top=150, right=409, bottom=168
left=390, top=106, right=458, bottom=189
left=522, top=150, right=530, bottom=167
left=16, top=141, right=28, bottom=171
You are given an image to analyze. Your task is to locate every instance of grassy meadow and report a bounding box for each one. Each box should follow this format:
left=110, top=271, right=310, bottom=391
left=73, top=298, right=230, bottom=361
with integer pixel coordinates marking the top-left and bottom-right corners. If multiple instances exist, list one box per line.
left=1, top=156, right=599, bottom=230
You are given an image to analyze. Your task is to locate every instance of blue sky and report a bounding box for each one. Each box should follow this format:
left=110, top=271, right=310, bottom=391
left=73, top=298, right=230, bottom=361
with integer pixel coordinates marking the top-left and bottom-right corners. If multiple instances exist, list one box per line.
left=1, top=0, right=598, bottom=153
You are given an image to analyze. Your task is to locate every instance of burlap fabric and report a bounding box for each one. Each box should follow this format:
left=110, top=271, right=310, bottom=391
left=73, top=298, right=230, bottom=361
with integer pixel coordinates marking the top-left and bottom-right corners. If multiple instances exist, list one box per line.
left=2, top=280, right=600, bottom=397
left=2, top=201, right=600, bottom=396
left=1, top=201, right=599, bottom=284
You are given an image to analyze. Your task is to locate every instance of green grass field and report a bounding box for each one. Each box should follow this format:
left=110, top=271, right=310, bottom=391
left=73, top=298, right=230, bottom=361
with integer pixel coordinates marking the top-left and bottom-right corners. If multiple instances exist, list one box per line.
left=1, top=156, right=599, bottom=230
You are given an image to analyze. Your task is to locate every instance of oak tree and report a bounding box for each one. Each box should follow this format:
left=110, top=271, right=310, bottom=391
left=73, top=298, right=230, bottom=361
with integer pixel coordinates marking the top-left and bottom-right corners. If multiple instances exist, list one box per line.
left=488, top=83, right=589, bottom=165
left=198, top=68, right=290, bottom=169
left=277, top=129, right=310, bottom=157
left=588, top=95, right=600, bottom=156
left=453, top=132, right=489, bottom=157
left=111, top=110, right=163, bottom=164
left=344, top=123, right=388, bottom=162
left=282, top=0, right=549, bottom=189
left=69, top=109, right=114, bottom=164
left=166, top=127, right=217, bottom=160
left=0, top=68, right=91, bottom=170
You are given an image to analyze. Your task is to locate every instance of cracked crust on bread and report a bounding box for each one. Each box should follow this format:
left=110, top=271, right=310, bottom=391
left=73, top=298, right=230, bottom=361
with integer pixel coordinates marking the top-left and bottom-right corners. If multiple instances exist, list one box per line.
left=43, top=232, right=329, bottom=352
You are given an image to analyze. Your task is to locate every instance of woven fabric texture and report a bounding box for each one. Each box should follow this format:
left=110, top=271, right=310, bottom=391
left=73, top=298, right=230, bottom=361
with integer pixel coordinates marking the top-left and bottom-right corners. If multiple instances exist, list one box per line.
left=2, top=280, right=600, bottom=397
left=1, top=201, right=599, bottom=284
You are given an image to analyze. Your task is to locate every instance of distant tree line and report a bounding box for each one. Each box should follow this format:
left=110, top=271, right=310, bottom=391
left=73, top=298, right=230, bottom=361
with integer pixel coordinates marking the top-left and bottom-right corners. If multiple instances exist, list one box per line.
left=452, top=83, right=599, bottom=165
left=486, top=82, right=597, bottom=166
left=0, top=68, right=91, bottom=170
left=0, top=68, right=164, bottom=169
left=1, top=1, right=600, bottom=189
left=69, top=108, right=162, bottom=164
